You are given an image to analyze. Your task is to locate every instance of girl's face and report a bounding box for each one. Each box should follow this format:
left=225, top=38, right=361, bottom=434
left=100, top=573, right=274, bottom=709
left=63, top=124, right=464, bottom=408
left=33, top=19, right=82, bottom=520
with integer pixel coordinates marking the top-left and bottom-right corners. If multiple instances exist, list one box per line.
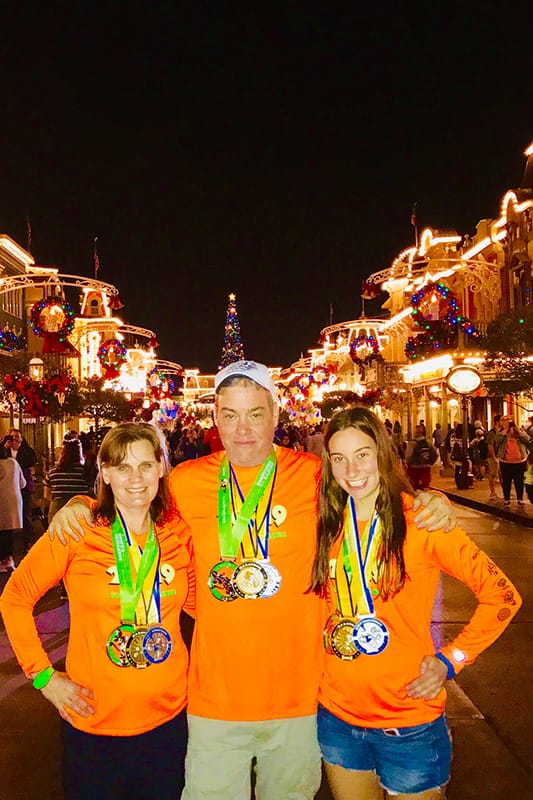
left=328, top=427, right=380, bottom=504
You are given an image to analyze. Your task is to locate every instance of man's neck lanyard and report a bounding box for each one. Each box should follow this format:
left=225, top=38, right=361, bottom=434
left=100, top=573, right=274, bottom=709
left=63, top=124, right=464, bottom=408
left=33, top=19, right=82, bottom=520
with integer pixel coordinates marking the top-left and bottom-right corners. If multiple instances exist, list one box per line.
left=217, top=450, right=277, bottom=561
left=209, top=450, right=281, bottom=602
left=229, top=462, right=276, bottom=559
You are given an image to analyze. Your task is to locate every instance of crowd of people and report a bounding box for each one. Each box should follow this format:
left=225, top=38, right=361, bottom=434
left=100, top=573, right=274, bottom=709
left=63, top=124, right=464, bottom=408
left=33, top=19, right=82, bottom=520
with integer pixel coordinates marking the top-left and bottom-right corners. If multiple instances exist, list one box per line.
left=0, top=360, right=524, bottom=799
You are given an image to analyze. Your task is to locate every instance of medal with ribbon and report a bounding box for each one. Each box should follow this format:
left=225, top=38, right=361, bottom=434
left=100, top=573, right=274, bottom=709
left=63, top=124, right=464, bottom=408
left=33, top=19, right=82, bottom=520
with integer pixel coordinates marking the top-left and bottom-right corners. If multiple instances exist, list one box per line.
left=209, top=450, right=281, bottom=601
left=106, top=509, right=172, bottom=668
left=324, top=499, right=389, bottom=659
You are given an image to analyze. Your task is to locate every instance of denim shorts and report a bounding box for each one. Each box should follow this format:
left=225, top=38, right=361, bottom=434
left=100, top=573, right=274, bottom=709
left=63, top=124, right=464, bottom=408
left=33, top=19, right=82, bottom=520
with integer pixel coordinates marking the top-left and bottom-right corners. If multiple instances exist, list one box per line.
left=317, top=704, right=452, bottom=795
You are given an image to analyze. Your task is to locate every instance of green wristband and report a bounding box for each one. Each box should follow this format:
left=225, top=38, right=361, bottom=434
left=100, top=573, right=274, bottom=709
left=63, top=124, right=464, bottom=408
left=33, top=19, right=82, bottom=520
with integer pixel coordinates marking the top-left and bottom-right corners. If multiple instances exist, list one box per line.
left=32, top=666, right=55, bottom=690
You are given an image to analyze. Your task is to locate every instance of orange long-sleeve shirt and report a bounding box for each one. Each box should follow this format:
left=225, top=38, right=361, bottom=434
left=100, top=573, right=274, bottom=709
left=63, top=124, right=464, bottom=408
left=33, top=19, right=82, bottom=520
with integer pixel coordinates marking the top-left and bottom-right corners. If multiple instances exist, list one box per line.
left=168, top=447, right=326, bottom=721
left=0, top=513, right=195, bottom=736
left=319, top=494, right=522, bottom=728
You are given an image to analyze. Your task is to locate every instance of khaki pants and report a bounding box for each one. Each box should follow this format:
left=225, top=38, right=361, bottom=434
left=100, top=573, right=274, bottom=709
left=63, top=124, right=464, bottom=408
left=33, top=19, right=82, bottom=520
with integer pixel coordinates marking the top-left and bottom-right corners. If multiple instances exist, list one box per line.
left=182, top=714, right=321, bottom=800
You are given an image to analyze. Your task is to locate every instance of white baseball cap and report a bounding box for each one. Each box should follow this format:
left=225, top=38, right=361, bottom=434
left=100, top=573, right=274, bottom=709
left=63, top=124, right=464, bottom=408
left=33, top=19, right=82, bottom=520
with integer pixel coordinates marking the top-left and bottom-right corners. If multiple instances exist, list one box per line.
left=215, top=360, right=278, bottom=401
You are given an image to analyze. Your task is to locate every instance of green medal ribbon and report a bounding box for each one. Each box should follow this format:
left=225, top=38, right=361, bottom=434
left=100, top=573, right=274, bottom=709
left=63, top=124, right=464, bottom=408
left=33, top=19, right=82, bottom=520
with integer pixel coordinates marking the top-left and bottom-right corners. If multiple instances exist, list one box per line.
left=217, top=450, right=277, bottom=560
left=111, top=510, right=159, bottom=624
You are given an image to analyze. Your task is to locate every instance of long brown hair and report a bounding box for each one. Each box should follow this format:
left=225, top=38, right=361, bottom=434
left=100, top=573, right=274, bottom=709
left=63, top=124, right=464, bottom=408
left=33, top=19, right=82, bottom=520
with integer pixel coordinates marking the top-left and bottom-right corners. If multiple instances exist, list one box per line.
left=310, top=406, right=414, bottom=599
left=94, top=423, right=175, bottom=525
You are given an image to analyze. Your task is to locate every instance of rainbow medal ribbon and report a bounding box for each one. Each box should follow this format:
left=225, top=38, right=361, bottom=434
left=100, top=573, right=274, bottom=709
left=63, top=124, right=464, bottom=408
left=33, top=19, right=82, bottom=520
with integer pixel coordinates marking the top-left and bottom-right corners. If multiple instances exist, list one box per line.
left=106, top=510, right=172, bottom=668
left=209, top=451, right=278, bottom=601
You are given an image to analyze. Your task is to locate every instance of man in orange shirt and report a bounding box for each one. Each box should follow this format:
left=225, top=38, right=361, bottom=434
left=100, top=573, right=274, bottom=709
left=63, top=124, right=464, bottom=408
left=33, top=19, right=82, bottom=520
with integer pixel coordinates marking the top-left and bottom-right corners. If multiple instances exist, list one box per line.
left=49, top=361, right=455, bottom=800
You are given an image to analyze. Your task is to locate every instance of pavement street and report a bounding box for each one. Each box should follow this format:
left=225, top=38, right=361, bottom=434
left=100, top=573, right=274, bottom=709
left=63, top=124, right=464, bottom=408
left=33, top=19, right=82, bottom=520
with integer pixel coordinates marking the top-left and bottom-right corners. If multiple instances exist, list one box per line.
left=0, top=470, right=532, bottom=800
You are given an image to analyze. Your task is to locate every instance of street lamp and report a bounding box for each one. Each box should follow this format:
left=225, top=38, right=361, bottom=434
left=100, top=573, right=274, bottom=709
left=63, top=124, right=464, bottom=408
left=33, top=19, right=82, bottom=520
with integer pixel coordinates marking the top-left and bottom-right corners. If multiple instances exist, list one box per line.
left=29, top=357, right=44, bottom=382
left=445, top=365, right=483, bottom=490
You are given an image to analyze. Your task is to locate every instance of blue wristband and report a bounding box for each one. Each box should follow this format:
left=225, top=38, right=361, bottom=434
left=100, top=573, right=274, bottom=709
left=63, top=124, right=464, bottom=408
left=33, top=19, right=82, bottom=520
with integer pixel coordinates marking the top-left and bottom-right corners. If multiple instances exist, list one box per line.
left=435, top=652, right=455, bottom=680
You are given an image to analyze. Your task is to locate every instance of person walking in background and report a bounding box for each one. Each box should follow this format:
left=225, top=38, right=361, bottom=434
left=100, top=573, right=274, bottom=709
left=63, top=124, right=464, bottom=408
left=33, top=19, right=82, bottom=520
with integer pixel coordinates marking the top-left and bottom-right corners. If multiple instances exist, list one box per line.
left=486, top=415, right=502, bottom=501
left=469, top=427, right=488, bottom=481
left=405, top=424, right=438, bottom=490
left=524, top=452, right=533, bottom=504
left=311, top=406, right=521, bottom=799
left=449, top=424, right=468, bottom=489
left=432, top=422, right=443, bottom=464
left=1, top=429, right=37, bottom=552
left=203, top=423, right=224, bottom=454
left=305, top=423, right=325, bottom=457
left=0, top=423, right=194, bottom=800
left=494, top=416, right=530, bottom=508
left=391, top=421, right=405, bottom=464
left=44, top=439, right=92, bottom=520
left=0, top=444, right=26, bottom=572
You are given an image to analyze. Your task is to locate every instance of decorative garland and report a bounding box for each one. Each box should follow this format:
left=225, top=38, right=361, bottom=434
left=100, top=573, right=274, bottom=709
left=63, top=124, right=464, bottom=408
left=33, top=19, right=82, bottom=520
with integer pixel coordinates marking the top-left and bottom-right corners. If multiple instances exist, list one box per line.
left=350, top=334, right=381, bottom=368
left=406, top=282, right=481, bottom=360
left=293, top=366, right=331, bottom=394
left=97, top=338, right=127, bottom=379
left=29, top=297, right=75, bottom=341
left=2, top=371, right=71, bottom=418
left=0, top=326, right=25, bottom=352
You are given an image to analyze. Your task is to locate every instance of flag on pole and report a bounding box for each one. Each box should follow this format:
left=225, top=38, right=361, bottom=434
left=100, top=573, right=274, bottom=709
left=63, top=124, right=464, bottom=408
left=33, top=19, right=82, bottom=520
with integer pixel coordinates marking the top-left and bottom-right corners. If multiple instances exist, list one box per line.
left=410, top=203, right=417, bottom=227
left=26, top=215, right=32, bottom=253
left=94, top=237, right=100, bottom=277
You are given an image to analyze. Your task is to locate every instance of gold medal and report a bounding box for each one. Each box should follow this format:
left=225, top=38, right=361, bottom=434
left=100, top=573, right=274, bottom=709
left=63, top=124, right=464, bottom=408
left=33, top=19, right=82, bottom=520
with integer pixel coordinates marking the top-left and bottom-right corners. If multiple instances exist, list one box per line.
left=126, top=626, right=152, bottom=668
left=323, top=614, right=360, bottom=661
left=233, top=560, right=268, bottom=599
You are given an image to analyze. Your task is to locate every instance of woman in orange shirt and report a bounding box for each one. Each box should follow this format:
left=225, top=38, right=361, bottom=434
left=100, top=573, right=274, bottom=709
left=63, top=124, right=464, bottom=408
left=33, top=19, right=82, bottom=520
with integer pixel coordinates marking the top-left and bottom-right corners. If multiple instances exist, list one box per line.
left=0, top=423, right=194, bottom=800
left=311, top=407, right=521, bottom=800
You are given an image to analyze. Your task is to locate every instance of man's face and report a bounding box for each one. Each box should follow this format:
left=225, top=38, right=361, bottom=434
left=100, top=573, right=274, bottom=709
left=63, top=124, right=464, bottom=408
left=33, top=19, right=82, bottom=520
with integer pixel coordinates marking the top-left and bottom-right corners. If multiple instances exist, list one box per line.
left=214, top=382, right=278, bottom=467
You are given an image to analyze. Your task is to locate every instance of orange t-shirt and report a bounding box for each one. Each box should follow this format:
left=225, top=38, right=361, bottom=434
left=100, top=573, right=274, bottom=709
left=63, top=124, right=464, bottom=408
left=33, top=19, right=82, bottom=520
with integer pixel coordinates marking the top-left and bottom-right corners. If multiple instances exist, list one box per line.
left=319, top=494, right=522, bottom=728
left=168, top=447, right=326, bottom=721
left=0, top=513, right=194, bottom=736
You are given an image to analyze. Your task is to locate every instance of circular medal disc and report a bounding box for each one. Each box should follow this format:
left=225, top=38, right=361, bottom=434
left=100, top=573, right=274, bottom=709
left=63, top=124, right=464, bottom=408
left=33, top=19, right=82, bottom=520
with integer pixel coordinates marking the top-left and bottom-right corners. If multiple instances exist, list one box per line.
left=106, top=623, right=135, bottom=667
left=208, top=560, right=238, bottom=602
left=353, top=617, right=390, bottom=655
left=233, top=561, right=269, bottom=599
left=331, top=619, right=361, bottom=660
left=259, top=561, right=282, bottom=599
left=143, top=626, right=173, bottom=664
left=126, top=626, right=152, bottom=668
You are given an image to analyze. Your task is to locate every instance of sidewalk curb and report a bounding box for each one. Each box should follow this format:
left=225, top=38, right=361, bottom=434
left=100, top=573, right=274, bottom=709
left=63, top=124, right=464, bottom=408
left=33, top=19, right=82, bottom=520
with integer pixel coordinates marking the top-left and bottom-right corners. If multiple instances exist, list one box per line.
left=430, top=485, right=533, bottom=528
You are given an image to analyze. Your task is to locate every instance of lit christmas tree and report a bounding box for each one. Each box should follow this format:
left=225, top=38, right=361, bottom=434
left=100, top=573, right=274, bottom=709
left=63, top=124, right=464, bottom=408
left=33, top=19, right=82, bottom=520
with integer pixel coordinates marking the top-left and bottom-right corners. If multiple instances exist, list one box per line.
left=219, top=293, right=245, bottom=369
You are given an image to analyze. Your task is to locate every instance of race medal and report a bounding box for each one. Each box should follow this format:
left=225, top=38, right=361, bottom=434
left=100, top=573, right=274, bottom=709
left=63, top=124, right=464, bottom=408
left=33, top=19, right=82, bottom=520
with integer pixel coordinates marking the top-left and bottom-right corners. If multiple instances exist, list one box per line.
left=353, top=616, right=389, bottom=655
left=260, top=561, right=282, bottom=599
left=106, top=623, right=135, bottom=667
left=233, top=560, right=269, bottom=599
left=216, top=452, right=277, bottom=601
left=126, top=626, right=152, bottom=668
left=323, top=614, right=360, bottom=660
left=208, top=560, right=238, bottom=602
left=143, top=626, right=172, bottom=664
left=331, top=618, right=361, bottom=660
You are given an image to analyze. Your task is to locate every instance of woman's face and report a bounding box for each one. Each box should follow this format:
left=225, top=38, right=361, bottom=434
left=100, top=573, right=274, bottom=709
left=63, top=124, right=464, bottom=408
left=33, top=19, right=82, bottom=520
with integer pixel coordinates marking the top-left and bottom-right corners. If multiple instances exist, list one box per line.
left=101, top=439, right=164, bottom=513
left=328, top=427, right=380, bottom=503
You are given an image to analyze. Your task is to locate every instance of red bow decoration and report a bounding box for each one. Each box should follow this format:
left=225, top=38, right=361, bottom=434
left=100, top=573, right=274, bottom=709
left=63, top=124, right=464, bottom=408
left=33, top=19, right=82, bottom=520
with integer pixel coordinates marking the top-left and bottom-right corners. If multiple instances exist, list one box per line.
left=108, top=294, right=124, bottom=310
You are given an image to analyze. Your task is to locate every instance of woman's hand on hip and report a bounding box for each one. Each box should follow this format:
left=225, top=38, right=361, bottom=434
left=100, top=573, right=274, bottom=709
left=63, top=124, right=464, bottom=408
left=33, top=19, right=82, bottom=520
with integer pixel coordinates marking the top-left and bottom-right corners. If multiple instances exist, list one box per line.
left=40, top=671, right=95, bottom=724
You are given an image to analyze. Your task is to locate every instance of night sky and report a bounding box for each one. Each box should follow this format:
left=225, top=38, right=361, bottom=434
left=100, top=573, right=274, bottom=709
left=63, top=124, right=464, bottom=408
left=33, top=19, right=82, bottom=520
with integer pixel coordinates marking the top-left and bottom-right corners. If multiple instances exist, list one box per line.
left=1, top=3, right=531, bottom=372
